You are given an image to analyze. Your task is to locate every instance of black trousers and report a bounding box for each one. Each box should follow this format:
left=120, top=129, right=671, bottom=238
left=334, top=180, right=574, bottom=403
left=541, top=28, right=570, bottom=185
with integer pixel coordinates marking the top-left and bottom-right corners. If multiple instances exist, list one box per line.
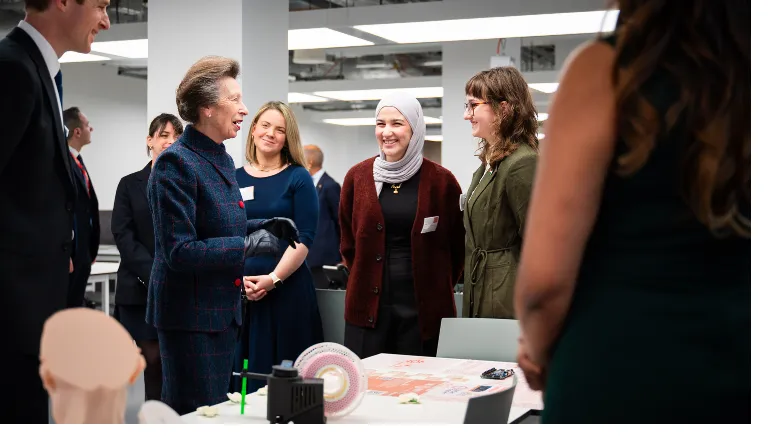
left=0, top=351, right=49, bottom=423
left=67, top=258, right=91, bottom=308
left=344, top=248, right=438, bottom=359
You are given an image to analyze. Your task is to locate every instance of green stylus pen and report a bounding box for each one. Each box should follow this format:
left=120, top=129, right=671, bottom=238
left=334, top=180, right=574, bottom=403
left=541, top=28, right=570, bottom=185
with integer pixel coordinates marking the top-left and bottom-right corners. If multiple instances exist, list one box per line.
left=240, top=359, right=248, bottom=415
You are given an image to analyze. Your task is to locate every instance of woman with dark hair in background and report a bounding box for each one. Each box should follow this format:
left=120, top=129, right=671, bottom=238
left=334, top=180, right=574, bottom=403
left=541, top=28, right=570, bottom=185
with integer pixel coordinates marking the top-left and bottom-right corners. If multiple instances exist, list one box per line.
left=462, top=66, right=539, bottom=319
left=514, top=1, right=750, bottom=422
left=112, top=113, right=183, bottom=402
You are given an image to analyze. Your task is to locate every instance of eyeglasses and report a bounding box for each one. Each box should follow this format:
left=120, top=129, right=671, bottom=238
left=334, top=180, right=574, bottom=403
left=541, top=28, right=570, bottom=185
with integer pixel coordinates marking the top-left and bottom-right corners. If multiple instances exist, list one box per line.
left=464, top=101, right=489, bottom=116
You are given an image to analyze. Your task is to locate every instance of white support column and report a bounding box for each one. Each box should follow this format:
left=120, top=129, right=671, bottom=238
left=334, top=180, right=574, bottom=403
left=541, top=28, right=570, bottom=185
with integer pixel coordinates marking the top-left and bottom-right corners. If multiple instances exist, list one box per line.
left=441, top=39, right=496, bottom=192
left=147, top=0, right=288, bottom=164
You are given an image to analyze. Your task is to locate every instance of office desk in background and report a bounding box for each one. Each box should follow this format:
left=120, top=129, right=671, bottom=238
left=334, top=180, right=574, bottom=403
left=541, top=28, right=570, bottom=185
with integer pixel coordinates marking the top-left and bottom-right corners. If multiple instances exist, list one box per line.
left=96, top=244, right=121, bottom=262
left=88, top=262, right=119, bottom=315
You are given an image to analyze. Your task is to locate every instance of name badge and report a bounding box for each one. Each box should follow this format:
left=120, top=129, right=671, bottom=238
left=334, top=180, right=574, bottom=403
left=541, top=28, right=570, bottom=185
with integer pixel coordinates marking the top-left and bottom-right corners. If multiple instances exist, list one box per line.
left=239, top=186, right=255, bottom=201
left=459, top=194, right=466, bottom=212
left=421, top=216, right=439, bottom=234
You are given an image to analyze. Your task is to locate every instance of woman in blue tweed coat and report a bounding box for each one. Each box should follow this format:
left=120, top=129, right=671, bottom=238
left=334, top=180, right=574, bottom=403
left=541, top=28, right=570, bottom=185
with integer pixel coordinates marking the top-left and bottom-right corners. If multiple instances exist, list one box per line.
left=146, top=56, right=298, bottom=415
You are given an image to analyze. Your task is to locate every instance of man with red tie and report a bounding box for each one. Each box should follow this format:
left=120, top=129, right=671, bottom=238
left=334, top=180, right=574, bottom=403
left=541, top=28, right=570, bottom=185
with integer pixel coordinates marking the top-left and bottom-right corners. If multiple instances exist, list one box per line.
left=63, top=106, right=100, bottom=308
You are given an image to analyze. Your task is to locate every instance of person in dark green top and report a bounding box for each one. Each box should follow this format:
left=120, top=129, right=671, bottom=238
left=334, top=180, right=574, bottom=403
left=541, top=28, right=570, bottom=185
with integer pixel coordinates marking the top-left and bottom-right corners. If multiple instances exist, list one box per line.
left=513, top=1, right=750, bottom=423
left=462, top=66, right=539, bottom=319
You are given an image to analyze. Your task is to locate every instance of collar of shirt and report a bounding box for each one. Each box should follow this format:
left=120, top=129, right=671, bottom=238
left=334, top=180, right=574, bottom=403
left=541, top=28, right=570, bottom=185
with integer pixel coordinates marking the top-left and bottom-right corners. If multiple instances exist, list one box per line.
left=69, top=146, right=80, bottom=158
left=17, top=20, right=60, bottom=80
left=312, top=168, right=325, bottom=187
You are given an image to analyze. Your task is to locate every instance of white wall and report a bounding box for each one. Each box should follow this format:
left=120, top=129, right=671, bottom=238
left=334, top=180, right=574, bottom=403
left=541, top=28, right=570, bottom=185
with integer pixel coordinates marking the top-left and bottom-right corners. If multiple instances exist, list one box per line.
left=61, top=62, right=147, bottom=209
left=296, top=116, right=378, bottom=185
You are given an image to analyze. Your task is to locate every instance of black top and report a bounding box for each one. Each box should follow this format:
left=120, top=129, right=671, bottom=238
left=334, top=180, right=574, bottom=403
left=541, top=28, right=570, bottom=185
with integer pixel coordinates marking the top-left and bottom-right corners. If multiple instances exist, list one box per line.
left=112, top=161, right=155, bottom=306
left=541, top=35, right=750, bottom=423
left=379, top=169, right=421, bottom=251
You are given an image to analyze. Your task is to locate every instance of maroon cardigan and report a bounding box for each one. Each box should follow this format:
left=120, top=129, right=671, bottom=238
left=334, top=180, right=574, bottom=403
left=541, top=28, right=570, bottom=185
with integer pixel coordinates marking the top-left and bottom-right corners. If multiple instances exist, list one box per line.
left=339, top=157, right=465, bottom=341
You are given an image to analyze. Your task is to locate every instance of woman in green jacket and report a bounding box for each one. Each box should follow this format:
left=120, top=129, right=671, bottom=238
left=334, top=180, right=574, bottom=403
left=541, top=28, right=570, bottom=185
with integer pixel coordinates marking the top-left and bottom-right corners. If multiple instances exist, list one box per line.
left=462, top=66, right=539, bottom=319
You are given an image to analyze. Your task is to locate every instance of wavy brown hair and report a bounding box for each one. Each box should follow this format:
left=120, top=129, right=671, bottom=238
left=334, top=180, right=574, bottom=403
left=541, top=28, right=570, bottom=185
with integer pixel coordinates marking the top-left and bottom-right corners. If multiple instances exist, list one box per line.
left=611, top=0, right=750, bottom=238
left=465, top=66, right=539, bottom=166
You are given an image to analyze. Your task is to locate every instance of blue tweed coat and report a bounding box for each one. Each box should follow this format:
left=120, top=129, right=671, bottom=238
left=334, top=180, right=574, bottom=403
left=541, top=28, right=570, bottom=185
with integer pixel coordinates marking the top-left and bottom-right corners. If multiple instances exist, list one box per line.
left=146, top=125, right=259, bottom=332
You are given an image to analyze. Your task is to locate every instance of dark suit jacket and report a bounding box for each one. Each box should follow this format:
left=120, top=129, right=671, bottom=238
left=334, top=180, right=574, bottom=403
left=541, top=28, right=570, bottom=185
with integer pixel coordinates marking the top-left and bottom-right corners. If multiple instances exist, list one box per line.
left=146, top=125, right=251, bottom=332
left=0, top=27, right=75, bottom=355
left=306, top=171, right=342, bottom=268
left=112, top=161, right=155, bottom=306
left=339, top=158, right=466, bottom=341
left=69, top=152, right=100, bottom=265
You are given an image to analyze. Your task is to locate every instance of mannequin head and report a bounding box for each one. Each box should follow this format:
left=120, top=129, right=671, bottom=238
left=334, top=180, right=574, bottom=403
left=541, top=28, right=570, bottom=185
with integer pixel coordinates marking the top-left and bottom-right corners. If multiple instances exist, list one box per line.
left=39, top=308, right=145, bottom=424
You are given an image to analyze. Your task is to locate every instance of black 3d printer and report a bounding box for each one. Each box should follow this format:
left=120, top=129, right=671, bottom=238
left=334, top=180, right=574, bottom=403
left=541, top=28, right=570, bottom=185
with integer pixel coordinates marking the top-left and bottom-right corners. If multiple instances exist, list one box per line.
left=233, top=359, right=326, bottom=424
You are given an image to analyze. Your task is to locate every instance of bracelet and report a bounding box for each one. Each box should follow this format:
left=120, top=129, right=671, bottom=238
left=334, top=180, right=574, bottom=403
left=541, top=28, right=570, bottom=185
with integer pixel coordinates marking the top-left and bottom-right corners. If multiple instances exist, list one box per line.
left=269, top=272, right=282, bottom=285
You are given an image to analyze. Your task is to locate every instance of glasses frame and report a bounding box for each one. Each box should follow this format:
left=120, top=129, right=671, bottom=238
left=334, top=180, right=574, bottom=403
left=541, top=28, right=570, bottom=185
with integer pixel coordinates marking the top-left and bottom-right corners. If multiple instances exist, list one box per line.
left=464, top=100, right=489, bottom=116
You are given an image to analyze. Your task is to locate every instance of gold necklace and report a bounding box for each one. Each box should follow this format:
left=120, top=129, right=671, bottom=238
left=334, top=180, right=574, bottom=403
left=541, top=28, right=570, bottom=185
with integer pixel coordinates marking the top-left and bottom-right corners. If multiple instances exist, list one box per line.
left=391, top=183, right=402, bottom=194
left=250, top=161, right=282, bottom=172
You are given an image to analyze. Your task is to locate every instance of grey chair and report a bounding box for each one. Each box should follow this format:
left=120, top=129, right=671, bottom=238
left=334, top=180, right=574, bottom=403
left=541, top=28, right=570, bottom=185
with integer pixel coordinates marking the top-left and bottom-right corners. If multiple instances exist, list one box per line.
left=436, top=317, right=520, bottom=362
left=316, top=289, right=346, bottom=345
left=463, top=373, right=517, bottom=424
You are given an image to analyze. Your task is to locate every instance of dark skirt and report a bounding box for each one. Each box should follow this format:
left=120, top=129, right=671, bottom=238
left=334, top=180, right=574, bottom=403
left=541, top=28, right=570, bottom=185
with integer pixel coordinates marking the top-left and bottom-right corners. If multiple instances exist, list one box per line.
left=158, top=325, right=238, bottom=415
left=231, top=265, right=324, bottom=393
left=117, top=304, right=158, bottom=341
left=344, top=248, right=437, bottom=359
left=541, top=283, right=750, bottom=423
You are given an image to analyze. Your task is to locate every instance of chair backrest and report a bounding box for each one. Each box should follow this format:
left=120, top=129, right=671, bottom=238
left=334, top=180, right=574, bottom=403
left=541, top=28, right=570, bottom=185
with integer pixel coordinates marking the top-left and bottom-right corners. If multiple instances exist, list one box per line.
left=316, top=289, right=346, bottom=345
left=463, top=374, right=517, bottom=424
left=437, top=318, right=520, bottom=362
left=138, top=400, right=181, bottom=424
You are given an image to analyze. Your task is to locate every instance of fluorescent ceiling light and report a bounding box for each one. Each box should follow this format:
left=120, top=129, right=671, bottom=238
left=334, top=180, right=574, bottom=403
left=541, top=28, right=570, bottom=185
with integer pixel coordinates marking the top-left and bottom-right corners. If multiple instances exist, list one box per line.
left=313, top=87, right=443, bottom=101
left=538, top=112, right=549, bottom=122
left=289, top=28, right=374, bottom=51
left=323, top=116, right=442, bottom=126
left=354, top=10, right=619, bottom=44
left=59, top=52, right=110, bottom=63
left=421, top=60, right=443, bottom=67
left=91, top=39, right=148, bottom=58
left=355, top=62, right=392, bottom=69
left=529, top=83, right=559, bottom=93
left=425, top=135, right=443, bottom=142
left=288, top=93, right=329, bottom=103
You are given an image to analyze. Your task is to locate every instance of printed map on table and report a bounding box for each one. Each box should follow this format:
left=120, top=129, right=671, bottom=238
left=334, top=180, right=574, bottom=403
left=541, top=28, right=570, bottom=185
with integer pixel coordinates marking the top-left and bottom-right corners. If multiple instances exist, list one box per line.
left=363, top=355, right=542, bottom=409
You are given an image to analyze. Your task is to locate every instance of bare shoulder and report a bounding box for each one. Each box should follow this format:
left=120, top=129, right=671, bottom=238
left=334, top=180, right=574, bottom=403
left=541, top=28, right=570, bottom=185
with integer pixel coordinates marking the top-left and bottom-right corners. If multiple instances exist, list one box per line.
left=558, top=40, right=616, bottom=93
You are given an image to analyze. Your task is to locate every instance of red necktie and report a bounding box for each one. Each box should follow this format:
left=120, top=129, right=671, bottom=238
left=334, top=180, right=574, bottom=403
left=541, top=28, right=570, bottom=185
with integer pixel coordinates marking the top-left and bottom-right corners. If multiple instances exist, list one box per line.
left=71, top=153, right=90, bottom=197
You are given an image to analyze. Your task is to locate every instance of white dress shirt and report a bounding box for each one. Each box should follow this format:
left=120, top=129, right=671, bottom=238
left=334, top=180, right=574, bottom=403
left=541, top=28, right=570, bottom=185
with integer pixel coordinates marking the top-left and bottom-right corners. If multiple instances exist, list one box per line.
left=17, top=20, right=65, bottom=132
left=312, top=168, right=325, bottom=187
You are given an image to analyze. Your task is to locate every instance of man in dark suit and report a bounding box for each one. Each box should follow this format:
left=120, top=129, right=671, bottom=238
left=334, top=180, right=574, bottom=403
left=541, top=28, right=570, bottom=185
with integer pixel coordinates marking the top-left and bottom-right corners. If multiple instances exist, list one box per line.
left=63, top=107, right=100, bottom=308
left=303, top=145, right=342, bottom=289
left=0, top=0, right=110, bottom=423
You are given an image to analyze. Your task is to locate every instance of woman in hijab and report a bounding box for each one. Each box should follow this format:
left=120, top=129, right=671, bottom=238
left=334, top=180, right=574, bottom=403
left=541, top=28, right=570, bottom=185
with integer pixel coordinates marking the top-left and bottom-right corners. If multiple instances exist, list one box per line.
left=339, top=92, right=465, bottom=358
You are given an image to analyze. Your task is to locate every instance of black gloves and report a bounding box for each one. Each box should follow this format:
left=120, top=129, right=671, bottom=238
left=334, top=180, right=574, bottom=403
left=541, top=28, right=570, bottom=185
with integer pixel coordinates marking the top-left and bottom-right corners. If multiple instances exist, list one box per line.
left=244, top=229, right=282, bottom=258
left=243, top=218, right=299, bottom=258
left=255, top=217, right=299, bottom=249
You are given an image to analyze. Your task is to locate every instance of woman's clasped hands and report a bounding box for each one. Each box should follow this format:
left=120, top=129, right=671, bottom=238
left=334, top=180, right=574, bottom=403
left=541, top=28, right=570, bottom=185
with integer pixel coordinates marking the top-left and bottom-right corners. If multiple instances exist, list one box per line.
left=243, top=275, right=275, bottom=301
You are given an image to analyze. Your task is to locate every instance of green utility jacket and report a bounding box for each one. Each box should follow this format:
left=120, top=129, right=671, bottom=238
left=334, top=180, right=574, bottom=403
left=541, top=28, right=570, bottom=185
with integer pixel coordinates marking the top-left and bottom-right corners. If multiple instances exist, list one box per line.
left=463, top=144, right=538, bottom=318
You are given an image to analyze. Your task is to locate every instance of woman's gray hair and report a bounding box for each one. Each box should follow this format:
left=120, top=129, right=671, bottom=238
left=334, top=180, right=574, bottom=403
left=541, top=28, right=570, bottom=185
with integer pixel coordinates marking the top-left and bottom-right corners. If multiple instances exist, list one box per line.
left=175, top=56, right=240, bottom=124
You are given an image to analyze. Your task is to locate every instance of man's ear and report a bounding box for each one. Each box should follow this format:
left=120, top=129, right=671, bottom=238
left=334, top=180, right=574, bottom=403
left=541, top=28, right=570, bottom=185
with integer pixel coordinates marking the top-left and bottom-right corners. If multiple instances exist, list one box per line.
left=128, top=354, right=146, bottom=384
left=40, top=365, right=56, bottom=392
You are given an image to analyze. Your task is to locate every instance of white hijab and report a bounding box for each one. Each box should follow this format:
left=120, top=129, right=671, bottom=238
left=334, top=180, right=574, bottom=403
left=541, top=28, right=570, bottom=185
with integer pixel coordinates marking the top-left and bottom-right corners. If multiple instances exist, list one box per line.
left=372, top=92, right=426, bottom=196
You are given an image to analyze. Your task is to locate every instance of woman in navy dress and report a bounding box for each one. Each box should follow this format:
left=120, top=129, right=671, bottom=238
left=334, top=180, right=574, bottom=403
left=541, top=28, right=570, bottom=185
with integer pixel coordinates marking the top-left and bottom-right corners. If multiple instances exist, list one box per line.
left=233, top=101, right=324, bottom=392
